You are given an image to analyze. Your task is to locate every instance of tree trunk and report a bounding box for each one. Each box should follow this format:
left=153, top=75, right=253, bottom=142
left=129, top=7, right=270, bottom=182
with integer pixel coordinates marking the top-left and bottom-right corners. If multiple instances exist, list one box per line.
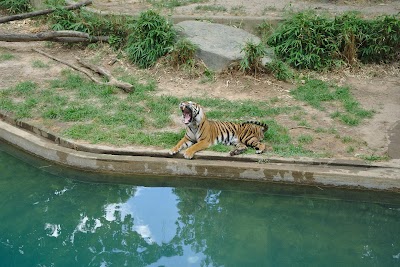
left=0, top=0, right=92, bottom=24
left=0, top=31, right=108, bottom=43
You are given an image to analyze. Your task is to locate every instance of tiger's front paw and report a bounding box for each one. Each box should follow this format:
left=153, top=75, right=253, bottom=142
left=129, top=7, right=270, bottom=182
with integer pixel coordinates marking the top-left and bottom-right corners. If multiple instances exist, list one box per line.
left=183, top=151, right=194, bottom=159
left=169, top=148, right=179, bottom=156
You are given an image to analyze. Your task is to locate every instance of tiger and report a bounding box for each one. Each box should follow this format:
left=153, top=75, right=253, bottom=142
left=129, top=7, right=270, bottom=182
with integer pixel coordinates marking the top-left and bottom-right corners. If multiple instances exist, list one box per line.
left=169, top=101, right=268, bottom=159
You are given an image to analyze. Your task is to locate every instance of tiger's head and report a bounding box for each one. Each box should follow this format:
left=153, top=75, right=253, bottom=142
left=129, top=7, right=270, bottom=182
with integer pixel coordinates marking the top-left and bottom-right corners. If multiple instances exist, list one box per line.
left=179, top=101, right=205, bottom=126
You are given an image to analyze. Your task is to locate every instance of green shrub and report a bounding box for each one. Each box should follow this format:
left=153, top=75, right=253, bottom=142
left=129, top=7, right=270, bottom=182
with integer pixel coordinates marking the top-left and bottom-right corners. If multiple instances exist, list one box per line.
left=0, top=0, right=31, bottom=14
left=256, top=20, right=274, bottom=43
left=239, top=41, right=266, bottom=75
left=267, top=11, right=343, bottom=70
left=46, top=6, right=177, bottom=67
left=265, top=59, right=294, bottom=81
left=125, top=10, right=176, bottom=68
left=46, top=3, right=133, bottom=48
left=169, top=38, right=198, bottom=67
left=49, top=8, right=88, bottom=32
left=268, top=11, right=400, bottom=70
left=355, top=15, right=400, bottom=63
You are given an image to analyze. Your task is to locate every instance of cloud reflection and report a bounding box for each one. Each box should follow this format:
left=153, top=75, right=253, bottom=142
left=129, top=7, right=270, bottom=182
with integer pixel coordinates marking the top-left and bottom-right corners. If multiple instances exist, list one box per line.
left=101, top=186, right=179, bottom=245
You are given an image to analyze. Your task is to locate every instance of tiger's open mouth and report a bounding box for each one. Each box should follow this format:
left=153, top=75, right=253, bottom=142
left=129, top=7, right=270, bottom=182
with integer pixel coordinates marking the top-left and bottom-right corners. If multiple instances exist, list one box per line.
left=182, top=106, right=192, bottom=124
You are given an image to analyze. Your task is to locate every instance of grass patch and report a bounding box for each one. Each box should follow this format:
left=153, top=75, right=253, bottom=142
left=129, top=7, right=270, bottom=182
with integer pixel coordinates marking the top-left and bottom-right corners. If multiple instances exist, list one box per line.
left=0, top=72, right=320, bottom=157
left=230, top=5, right=246, bottom=16
left=264, top=119, right=316, bottom=157
left=147, top=0, right=208, bottom=9
left=346, top=146, right=355, bottom=154
left=32, top=60, right=50, bottom=68
left=297, top=134, right=313, bottom=144
left=0, top=53, right=15, bottom=62
left=195, top=5, right=227, bottom=13
left=359, top=154, right=390, bottom=161
left=191, top=98, right=299, bottom=121
left=291, top=79, right=373, bottom=125
left=14, top=81, right=38, bottom=96
left=209, top=144, right=231, bottom=153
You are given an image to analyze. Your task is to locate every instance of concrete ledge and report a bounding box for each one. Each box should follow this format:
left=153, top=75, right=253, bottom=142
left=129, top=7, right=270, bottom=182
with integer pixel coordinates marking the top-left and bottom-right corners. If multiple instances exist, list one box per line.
left=1, top=118, right=400, bottom=191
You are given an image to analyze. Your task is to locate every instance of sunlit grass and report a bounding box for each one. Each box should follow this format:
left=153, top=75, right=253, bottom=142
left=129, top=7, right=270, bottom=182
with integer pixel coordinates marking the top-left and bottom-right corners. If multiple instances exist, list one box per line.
left=0, top=72, right=366, bottom=158
left=291, top=79, right=374, bottom=126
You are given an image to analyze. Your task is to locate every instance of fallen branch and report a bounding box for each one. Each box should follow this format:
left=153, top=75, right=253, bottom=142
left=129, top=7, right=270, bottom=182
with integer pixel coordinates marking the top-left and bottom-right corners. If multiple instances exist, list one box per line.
left=0, top=30, right=108, bottom=43
left=0, top=0, right=92, bottom=24
left=33, top=48, right=97, bottom=80
left=76, top=58, right=134, bottom=93
left=33, top=48, right=133, bottom=93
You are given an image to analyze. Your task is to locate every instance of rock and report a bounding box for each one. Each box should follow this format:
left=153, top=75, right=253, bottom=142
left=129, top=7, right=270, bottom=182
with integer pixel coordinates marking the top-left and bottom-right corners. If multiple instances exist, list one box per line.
left=175, top=20, right=273, bottom=72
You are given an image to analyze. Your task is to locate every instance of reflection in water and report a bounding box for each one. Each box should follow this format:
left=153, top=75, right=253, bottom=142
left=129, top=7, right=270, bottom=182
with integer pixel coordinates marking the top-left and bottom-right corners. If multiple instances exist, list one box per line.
left=103, top=187, right=179, bottom=245
left=0, top=141, right=400, bottom=266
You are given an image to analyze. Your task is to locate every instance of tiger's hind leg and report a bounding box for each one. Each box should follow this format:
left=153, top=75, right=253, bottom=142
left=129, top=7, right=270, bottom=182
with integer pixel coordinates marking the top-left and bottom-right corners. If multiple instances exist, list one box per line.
left=245, top=136, right=266, bottom=154
left=230, top=143, right=248, bottom=156
left=253, top=142, right=266, bottom=154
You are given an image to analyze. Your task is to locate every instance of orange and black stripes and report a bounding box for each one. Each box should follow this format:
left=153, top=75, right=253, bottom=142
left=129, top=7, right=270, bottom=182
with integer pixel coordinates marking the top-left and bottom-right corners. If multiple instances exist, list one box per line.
left=170, top=101, right=268, bottom=159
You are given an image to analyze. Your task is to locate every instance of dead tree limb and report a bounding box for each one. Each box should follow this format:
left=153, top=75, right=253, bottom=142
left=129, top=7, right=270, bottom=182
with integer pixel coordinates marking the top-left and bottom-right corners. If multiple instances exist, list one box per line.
left=0, top=0, right=92, bottom=24
left=33, top=48, right=133, bottom=93
left=33, top=48, right=98, bottom=81
left=76, top=58, right=134, bottom=93
left=0, top=30, right=108, bottom=43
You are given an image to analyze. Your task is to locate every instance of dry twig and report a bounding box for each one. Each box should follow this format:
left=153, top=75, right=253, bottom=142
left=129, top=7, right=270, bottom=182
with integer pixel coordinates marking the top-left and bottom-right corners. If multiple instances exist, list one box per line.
left=33, top=48, right=134, bottom=93
left=76, top=58, right=134, bottom=93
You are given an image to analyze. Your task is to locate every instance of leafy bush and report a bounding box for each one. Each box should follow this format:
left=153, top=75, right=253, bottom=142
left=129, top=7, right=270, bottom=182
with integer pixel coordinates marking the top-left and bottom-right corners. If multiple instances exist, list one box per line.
left=46, top=6, right=177, bottom=68
left=268, top=11, right=400, bottom=70
left=47, top=6, right=133, bottom=48
left=0, top=0, right=32, bottom=13
left=169, top=38, right=198, bottom=67
left=239, top=41, right=266, bottom=75
left=265, top=59, right=294, bottom=81
left=267, top=12, right=342, bottom=70
left=354, top=15, right=400, bottom=63
left=256, top=20, right=274, bottom=43
left=125, top=10, right=176, bottom=68
left=49, top=8, right=88, bottom=33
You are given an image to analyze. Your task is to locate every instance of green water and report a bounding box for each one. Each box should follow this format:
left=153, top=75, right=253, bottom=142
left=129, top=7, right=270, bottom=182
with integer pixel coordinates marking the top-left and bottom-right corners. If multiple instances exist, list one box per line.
left=1, top=141, right=400, bottom=267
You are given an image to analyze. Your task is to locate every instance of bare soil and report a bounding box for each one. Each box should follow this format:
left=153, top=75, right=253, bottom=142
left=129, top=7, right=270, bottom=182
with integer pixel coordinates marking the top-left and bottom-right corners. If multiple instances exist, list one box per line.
left=0, top=0, right=399, bottom=160
left=92, top=0, right=400, bottom=18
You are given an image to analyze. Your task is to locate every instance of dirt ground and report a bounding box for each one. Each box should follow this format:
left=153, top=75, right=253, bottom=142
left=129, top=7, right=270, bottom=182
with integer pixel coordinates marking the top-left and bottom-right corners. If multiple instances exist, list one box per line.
left=0, top=0, right=399, bottom=160
left=92, top=0, right=400, bottom=18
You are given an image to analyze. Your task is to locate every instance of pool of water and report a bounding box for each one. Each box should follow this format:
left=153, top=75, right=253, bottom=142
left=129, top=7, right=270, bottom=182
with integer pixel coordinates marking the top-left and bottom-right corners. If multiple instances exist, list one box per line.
left=1, top=140, right=400, bottom=267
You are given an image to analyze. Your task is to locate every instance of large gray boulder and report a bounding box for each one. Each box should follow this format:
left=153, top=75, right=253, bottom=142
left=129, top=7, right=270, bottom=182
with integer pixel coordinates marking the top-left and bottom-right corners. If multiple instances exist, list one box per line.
left=175, top=20, right=270, bottom=72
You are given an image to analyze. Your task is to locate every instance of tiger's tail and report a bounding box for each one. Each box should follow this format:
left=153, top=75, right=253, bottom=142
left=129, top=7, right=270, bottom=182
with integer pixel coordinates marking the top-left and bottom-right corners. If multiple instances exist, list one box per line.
left=241, top=120, right=268, bottom=132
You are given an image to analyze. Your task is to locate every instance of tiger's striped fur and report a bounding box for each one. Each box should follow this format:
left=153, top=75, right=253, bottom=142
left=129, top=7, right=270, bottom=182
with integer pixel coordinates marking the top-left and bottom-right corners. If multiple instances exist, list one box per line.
left=170, top=101, right=268, bottom=159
